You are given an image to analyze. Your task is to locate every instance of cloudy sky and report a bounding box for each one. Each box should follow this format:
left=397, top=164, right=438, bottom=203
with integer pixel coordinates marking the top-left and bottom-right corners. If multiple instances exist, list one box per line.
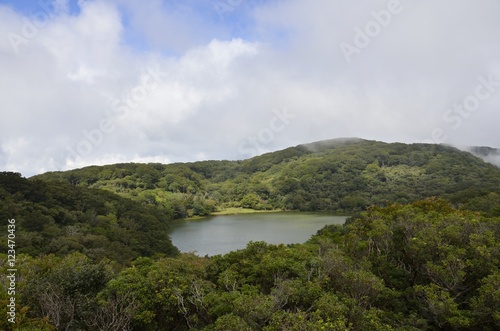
left=1, top=0, right=499, bottom=176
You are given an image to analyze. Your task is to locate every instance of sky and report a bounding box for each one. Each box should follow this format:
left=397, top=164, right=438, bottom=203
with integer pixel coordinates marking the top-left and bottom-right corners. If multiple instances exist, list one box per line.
left=1, top=0, right=499, bottom=177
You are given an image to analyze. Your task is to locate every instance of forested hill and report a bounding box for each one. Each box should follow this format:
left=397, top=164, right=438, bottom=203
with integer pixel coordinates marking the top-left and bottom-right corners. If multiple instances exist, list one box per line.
left=34, top=139, right=500, bottom=218
left=2, top=140, right=500, bottom=330
left=0, top=172, right=178, bottom=265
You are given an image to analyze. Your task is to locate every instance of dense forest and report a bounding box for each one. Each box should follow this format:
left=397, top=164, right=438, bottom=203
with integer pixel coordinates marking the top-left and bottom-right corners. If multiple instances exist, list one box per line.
left=1, top=200, right=499, bottom=330
left=35, top=139, right=500, bottom=217
left=0, top=172, right=178, bottom=266
left=1, top=138, right=500, bottom=330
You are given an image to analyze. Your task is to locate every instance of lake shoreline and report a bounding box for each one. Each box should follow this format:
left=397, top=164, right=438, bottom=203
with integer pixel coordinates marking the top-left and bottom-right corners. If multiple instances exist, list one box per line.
left=212, top=207, right=283, bottom=216
left=170, top=213, right=348, bottom=256
left=183, top=208, right=281, bottom=221
left=185, top=208, right=350, bottom=220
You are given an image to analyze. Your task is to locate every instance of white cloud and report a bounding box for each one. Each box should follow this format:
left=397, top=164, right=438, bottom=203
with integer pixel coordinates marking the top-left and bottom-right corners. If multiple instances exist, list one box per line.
left=0, top=0, right=499, bottom=176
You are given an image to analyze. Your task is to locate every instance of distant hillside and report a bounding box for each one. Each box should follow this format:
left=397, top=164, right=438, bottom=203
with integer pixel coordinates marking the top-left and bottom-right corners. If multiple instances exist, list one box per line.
left=467, top=145, right=500, bottom=167
left=34, top=139, right=500, bottom=217
left=0, top=172, right=178, bottom=265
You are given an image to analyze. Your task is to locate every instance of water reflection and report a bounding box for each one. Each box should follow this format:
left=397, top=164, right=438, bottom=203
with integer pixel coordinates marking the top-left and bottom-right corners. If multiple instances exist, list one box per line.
left=170, top=212, right=347, bottom=256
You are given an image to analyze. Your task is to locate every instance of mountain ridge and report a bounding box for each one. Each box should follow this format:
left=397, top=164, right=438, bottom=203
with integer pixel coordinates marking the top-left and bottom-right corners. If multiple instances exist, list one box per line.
left=30, top=138, right=499, bottom=177
left=33, top=138, right=500, bottom=218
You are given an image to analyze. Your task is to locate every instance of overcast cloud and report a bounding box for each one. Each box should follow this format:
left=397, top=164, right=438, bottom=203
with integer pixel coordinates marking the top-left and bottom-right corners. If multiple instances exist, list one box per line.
left=0, top=0, right=499, bottom=176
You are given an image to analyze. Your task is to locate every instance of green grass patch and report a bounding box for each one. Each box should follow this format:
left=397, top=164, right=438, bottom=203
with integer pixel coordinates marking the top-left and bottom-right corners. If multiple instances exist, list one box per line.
left=212, top=208, right=282, bottom=215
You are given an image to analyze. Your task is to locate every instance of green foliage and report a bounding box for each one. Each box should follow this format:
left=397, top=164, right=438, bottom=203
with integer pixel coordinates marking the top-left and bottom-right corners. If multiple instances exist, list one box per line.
left=0, top=253, right=113, bottom=331
left=0, top=172, right=178, bottom=266
left=471, top=272, right=500, bottom=328
left=33, top=139, right=500, bottom=216
left=4, top=138, right=500, bottom=330
left=2, top=200, right=499, bottom=330
left=88, top=200, right=497, bottom=330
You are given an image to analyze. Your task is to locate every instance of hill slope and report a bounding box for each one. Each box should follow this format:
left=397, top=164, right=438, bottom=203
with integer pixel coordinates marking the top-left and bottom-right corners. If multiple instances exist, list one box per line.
left=34, top=139, right=500, bottom=217
left=467, top=145, right=500, bottom=167
left=0, top=172, right=178, bottom=265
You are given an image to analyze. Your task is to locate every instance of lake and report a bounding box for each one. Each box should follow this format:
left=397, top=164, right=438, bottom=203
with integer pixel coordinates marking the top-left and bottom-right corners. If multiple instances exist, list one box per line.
left=169, top=212, right=347, bottom=256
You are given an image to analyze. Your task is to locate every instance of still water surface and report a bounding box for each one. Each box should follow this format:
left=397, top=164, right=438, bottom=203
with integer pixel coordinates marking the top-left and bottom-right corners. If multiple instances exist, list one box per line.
left=170, top=212, right=347, bottom=256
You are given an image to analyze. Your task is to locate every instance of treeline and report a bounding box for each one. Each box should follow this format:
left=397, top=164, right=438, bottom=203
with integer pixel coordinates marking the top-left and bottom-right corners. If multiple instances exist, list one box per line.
left=35, top=139, right=500, bottom=217
left=1, top=199, right=499, bottom=330
left=0, top=172, right=178, bottom=266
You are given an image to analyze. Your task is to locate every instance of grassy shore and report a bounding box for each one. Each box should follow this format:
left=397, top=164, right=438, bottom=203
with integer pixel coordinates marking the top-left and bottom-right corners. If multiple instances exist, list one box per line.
left=212, top=207, right=283, bottom=216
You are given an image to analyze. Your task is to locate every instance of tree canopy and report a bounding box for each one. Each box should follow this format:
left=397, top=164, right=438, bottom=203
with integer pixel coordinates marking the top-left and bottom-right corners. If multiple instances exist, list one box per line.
left=2, top=139, right=500, bottom=330
left=34, top=139, right=500, bottom=217
left=1, top=200, right=499, bottom=330
left=0, top=172, right=178, bottom=266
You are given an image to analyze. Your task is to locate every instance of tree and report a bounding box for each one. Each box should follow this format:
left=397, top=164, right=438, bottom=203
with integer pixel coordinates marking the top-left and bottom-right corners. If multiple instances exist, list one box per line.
left=240, top=193, right=261, bottom=209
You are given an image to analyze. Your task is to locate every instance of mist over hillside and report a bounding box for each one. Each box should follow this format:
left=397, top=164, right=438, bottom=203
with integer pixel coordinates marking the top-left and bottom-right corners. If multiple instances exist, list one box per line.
left=465, top=146, right=500, bottom=167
